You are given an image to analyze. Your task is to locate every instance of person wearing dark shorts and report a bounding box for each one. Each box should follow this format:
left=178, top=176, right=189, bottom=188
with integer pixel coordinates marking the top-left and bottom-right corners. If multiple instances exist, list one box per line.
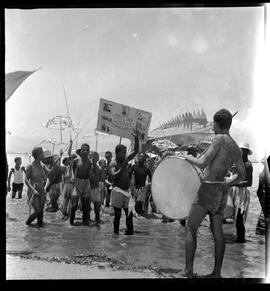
left=70, top=143, right=92, bottom=226
left=182, top=109, right=246, bottom=278
left=109, top=128, right=140, bottom=235
left=12, top=183, right=24, bottom=194
left=7, top=157, right=26, bottom=199
left=130, top=152, right=152, bottom=216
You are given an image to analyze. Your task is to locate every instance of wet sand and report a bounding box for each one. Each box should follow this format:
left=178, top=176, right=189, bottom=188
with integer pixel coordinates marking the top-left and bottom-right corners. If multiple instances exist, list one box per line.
left=6, top=254, right=158, bottom=279
left=6, top=163, right=265, bottom=279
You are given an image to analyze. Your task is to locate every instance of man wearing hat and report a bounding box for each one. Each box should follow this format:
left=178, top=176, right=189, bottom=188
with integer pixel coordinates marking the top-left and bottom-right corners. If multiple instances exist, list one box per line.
left=229, top=142, right=253, bottom=243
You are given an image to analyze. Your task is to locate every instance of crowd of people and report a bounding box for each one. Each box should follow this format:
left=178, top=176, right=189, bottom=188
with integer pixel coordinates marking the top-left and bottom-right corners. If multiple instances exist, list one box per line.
left=6, top=128, right=160, bottom=232
left=6, top=109, right=269, bottom=278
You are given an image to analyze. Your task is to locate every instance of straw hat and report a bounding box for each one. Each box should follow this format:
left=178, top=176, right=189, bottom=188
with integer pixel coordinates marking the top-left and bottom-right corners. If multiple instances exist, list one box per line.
left=240, top=142, right=253, bottom=155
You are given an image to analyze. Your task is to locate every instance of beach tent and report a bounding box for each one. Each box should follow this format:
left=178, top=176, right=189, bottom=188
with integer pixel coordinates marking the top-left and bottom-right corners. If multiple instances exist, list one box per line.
left=5, top=69, right=40, bottom=102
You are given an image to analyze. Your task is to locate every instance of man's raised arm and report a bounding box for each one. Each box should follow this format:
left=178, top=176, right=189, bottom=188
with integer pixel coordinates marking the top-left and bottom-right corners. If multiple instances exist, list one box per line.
left=126, top=128, right=140, bottom=162
left=68, top=139, right=73, bottom=157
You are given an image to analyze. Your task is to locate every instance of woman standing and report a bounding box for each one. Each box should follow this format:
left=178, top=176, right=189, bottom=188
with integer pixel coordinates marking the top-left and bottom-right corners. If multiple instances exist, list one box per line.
left=25, top=147, right=49, bottom=227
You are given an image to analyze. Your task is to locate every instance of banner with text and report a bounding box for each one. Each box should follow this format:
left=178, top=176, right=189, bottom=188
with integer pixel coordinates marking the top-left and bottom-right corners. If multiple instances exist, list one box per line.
left=96, top=98, right=152, bottom=143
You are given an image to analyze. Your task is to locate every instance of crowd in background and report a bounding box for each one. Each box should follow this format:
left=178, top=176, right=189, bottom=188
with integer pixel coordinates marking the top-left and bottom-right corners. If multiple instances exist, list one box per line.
left=6, top=139, right=269, bottom=239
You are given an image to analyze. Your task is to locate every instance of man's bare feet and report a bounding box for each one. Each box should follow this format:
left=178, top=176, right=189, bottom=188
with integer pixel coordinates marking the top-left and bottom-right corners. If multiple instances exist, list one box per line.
left=203, top=272, right=222, bottom=278
left=181, top=270, right=200, bottom=278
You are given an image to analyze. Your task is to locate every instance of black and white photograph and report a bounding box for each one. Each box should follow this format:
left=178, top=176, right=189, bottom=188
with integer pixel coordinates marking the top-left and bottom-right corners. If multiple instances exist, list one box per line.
left=4, top=5, right=270, bottom=281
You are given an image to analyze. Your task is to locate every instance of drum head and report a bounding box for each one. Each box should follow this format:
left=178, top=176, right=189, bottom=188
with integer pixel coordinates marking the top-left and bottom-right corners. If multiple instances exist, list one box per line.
left=152, top=156, right=201, bottom=219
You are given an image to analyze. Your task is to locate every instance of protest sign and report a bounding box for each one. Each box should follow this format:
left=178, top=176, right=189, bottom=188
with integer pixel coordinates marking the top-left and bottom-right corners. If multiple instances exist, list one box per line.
left=96, top=98, right=152, bottom=142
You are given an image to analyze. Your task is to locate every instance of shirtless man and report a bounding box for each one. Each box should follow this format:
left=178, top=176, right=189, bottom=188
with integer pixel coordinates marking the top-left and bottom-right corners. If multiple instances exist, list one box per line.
left=182, top=109, right=246, bottom=278
left=130, top=152, right=152, bottom=216
left=25, top=147, right=50, bottom=227
left=110, top=129, right=140, bottom=235
left=70, top=143, right=92, bottom=226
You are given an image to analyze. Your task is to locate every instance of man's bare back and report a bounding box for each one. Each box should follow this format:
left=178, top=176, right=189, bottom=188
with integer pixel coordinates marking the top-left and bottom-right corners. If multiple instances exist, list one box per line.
left=183, top=109, right=247, bottom=278
left=203, top=134, right=244, bottom=182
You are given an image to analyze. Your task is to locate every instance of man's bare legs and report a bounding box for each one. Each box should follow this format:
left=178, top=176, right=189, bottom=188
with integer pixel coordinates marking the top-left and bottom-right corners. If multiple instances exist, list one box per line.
left=185, top=204, right=208, bottom=277
left=205, top=214, right=225, bottom=278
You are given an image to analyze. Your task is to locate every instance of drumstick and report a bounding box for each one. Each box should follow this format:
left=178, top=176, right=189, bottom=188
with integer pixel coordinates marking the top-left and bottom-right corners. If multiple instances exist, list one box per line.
left=232, top=111, right=238, bottom=118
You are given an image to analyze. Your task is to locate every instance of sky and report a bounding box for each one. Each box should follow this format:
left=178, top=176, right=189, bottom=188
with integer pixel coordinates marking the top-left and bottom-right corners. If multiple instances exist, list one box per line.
left=5, top=6, right=270, bottom=158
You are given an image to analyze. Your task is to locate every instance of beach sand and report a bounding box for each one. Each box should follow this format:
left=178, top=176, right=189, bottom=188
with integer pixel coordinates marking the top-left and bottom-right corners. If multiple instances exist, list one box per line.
left=6, top=254, right=157, bottom=279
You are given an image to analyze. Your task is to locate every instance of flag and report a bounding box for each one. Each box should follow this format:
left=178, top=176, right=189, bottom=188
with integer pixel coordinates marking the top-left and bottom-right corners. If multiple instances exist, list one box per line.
left=5, top=69, right=39, bottom=102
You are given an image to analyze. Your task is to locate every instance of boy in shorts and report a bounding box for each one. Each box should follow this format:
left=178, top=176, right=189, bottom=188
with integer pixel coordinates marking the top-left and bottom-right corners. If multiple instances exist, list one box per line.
left=7, top=157, right=26, bottom=199
left=109, top=128, right=140, bottom=235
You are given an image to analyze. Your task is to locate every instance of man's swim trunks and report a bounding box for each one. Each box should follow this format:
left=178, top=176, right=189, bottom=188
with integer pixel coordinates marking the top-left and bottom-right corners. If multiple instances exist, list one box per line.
left=195, top=181, right=230, bottom=216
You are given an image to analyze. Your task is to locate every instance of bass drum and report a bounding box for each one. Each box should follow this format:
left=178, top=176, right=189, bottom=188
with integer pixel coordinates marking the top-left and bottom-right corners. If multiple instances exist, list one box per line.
left=152, top=156, right=202, bottom=220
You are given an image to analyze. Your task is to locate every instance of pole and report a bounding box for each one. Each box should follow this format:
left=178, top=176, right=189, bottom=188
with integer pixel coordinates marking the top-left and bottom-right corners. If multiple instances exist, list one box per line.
left=62, top=84, right=72, bottom=140
left=95, top=131, right=98, bottom=152
left=119, top=136, right=122, bottom=144
left=76, top=129, right=79, bottom=150
left=60, top=116, right=63, bottom=145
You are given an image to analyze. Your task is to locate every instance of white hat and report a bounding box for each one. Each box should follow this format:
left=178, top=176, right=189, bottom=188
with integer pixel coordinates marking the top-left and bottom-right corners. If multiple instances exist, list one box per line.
left=240, top=142, right=253, bottom=155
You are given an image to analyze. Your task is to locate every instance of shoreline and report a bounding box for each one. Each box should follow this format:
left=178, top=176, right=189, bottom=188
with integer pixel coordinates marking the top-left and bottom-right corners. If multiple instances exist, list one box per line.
left=6, top=254, right=160, bottom=279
